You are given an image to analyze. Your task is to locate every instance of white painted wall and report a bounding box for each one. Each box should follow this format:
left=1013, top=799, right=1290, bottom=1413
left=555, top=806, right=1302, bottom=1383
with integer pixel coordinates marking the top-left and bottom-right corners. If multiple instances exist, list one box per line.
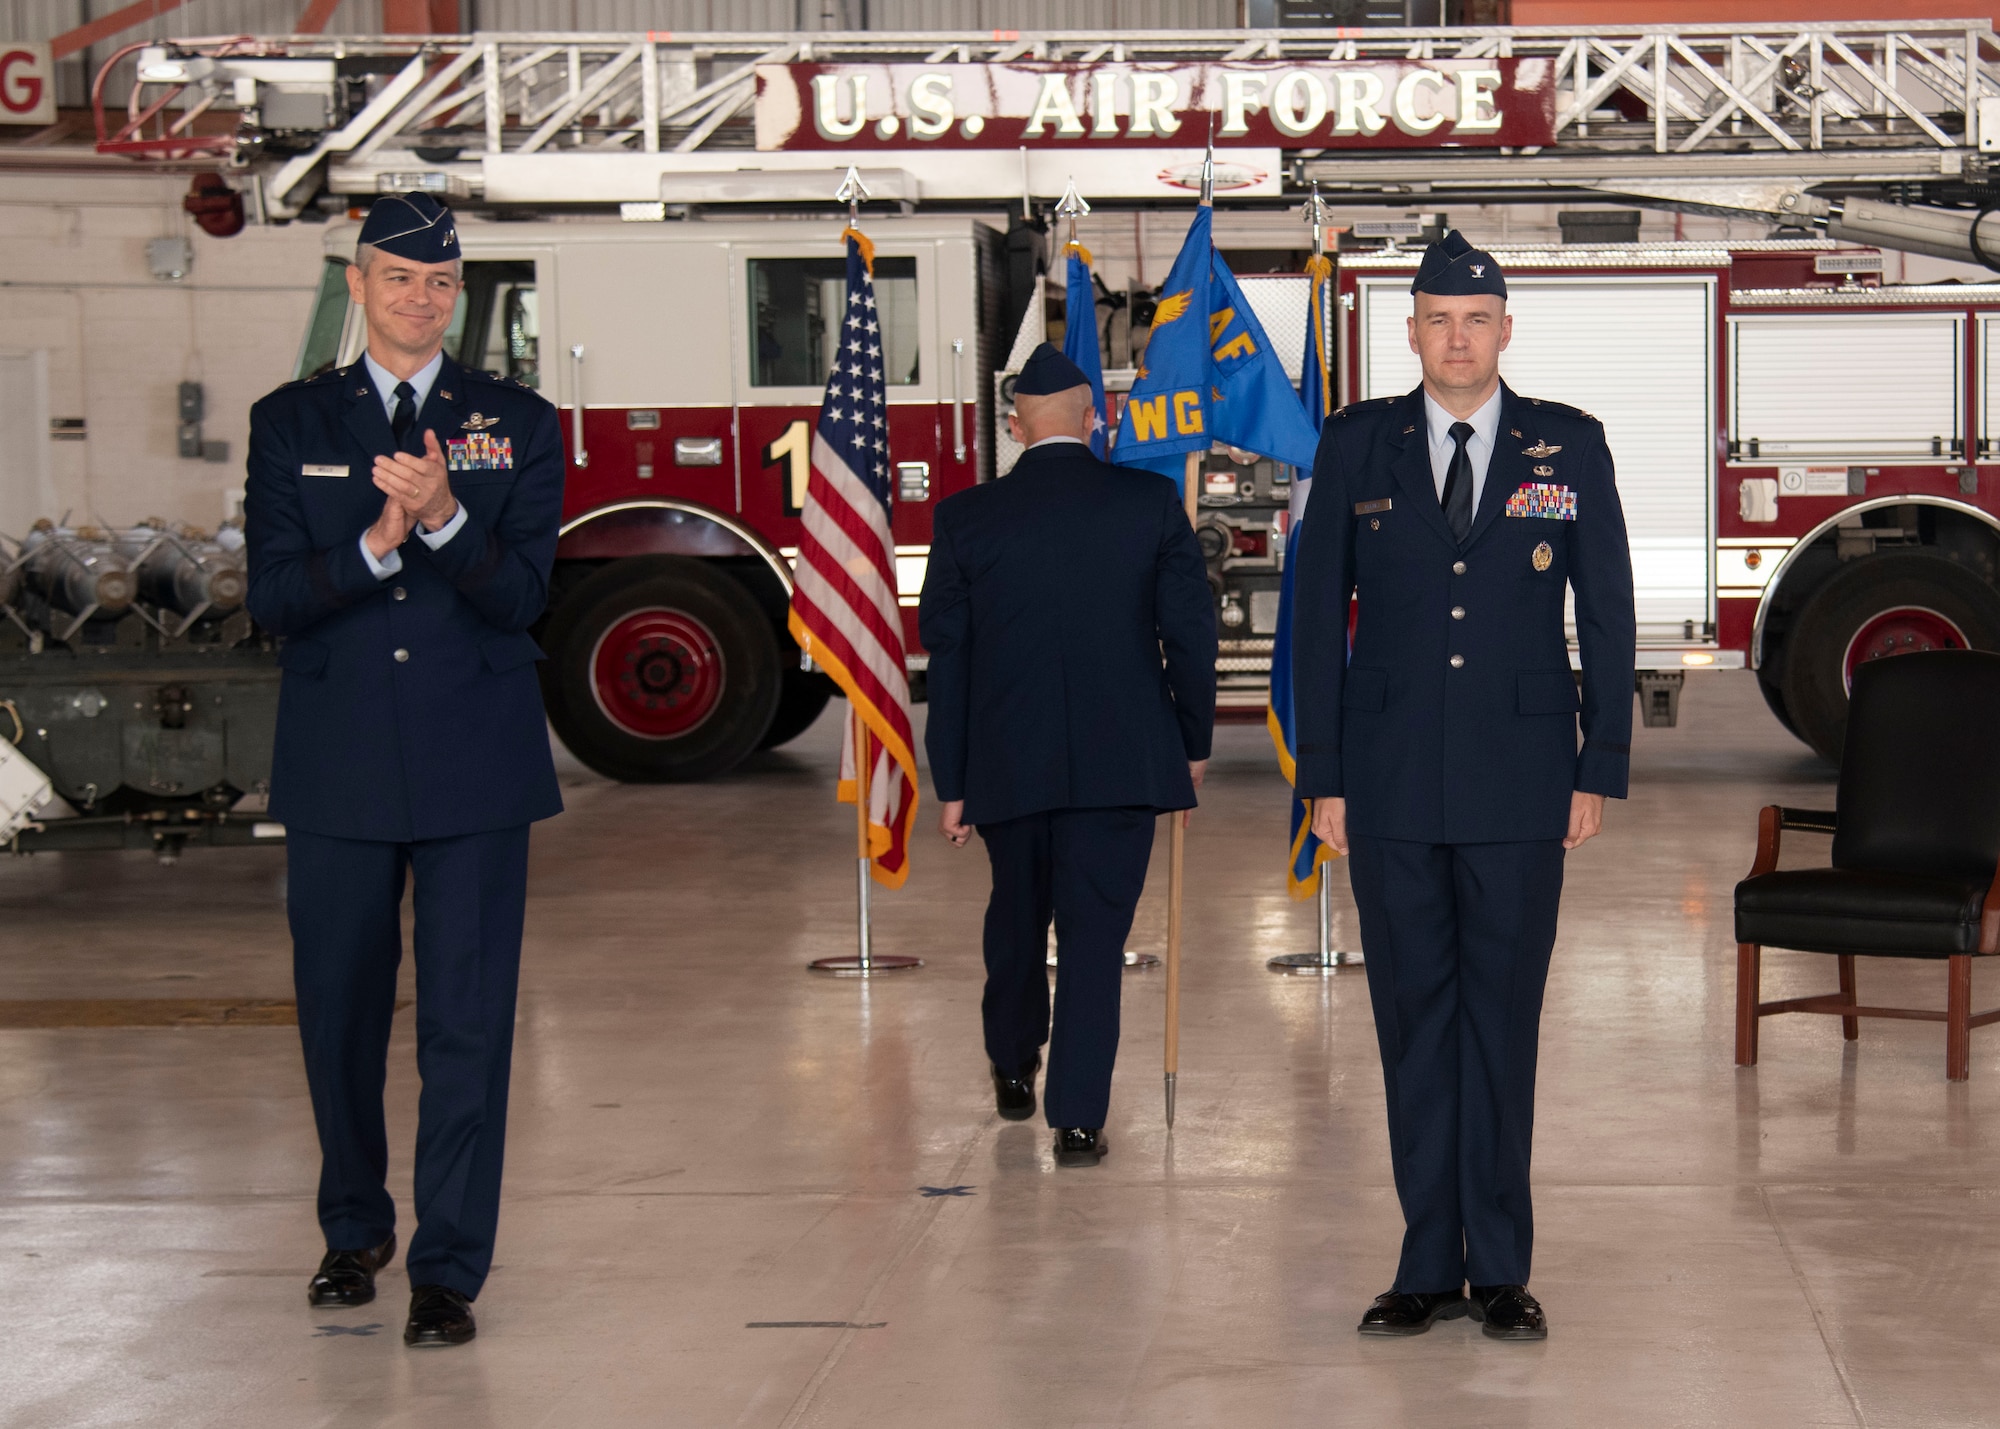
left=0, top=173, right=327, bottom=535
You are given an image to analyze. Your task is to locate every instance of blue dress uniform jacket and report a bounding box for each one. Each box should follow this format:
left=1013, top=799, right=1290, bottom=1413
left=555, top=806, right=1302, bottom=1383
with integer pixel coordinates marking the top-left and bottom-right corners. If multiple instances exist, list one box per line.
left=920, top=441, right=1218, bottom=827
left=244, top=355, right=565, bottom=841
left=921, top=440, right=1216, bottom=1130
left=1292, top=383, right=1636, bottom=843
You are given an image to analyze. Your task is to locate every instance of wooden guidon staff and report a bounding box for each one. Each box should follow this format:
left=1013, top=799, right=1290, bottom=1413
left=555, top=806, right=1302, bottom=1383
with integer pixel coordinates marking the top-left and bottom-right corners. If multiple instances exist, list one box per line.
left=1166, top=451, right=1200, bottom=1128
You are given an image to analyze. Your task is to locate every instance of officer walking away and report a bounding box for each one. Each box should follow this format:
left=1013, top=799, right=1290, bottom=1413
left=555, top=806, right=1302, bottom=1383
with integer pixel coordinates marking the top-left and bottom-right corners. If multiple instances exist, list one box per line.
left=920, top=344, right=1217, bottom=1168
left=245, top=194, right=565, bottom=1347
left=1292, top=232, right=1636, bottom=1341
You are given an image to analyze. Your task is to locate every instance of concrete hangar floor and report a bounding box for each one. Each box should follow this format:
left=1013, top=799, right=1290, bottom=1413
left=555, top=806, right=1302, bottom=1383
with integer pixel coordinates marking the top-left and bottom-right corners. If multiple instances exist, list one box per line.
left=0, top=672, right=1991, bottom=1427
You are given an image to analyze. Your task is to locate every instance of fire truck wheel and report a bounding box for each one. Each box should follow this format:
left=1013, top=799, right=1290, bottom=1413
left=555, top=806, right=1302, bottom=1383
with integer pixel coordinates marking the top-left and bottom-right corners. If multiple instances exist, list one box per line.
left=758, top=668, right=836, bottom=750
left=542, top=557, right=782, bottom=782
left=1755, top=671, right=1802, bottom=739
left=1779, top=552, right=2000, bottom=765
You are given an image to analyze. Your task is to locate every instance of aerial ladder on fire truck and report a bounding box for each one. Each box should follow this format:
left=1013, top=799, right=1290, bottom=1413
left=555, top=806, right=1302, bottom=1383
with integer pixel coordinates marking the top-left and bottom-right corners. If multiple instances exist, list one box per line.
left=88, top=19, right=2000, bottom=266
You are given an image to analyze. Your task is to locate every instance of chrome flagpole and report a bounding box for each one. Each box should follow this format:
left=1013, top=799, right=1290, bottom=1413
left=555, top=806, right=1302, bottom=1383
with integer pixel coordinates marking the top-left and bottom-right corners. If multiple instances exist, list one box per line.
left=807, top=165, right=920, bottom=978
left=1268, top=184, right=1361, bottom=976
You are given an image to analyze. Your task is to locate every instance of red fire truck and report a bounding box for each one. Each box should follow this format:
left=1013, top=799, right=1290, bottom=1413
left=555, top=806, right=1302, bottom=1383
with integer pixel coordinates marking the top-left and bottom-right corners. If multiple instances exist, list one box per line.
left=204, top=20, right=2000, bottom=780
left=294, top=220, right=2000, bottom=777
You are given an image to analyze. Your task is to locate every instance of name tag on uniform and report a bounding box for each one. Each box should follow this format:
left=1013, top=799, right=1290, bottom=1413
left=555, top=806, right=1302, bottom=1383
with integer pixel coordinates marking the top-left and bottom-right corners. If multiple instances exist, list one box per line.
left=301, top=463, right=349, bottom=478
left=1504, top=483, right=1577, bottom=520
left=1354, top=498, right=1393, bottom=515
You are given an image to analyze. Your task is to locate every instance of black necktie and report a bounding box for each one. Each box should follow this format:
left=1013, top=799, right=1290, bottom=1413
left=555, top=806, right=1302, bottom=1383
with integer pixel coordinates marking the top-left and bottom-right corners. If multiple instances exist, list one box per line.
left=391, top=381, right=416, bottom=446
left=1442, top=420, right=1475, bottom=542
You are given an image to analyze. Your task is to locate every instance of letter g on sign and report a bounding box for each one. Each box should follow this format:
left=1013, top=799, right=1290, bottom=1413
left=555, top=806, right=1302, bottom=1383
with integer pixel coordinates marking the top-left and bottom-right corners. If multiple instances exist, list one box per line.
left=0, top=44, right=54, bottom=126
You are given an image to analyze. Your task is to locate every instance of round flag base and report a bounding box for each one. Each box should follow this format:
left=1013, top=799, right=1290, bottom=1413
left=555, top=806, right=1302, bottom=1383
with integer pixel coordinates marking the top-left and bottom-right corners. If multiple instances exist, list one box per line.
left=810, top=955, right=924, bottom=976
left=1267, top=950, right=1365, bottom=974
left=1046, top=951, right=1162, bottom=970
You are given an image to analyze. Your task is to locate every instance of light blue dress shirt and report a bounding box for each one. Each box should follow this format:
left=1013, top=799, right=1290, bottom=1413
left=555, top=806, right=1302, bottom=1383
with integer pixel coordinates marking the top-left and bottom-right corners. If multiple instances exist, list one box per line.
left=356, top=349, right=466, bottom=579
left=1423, top=385, right=1503, bottom=513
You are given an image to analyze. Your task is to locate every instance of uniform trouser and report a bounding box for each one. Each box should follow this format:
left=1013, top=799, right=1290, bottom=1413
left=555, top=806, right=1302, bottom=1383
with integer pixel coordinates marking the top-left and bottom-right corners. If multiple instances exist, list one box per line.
left=1347, top=834, right=1566, bottom=1294
left=287, top=824, right=531, bottom=1302
left=978, top=807, right=1157, bottom=1129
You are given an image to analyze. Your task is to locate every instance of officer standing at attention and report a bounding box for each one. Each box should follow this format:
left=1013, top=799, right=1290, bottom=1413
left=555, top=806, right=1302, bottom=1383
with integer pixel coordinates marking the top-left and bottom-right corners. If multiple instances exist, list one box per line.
left=1292, top=232, right=1636, bottom=1340
left=920, top=344, right=1217, bottom=1168
left=245, top=194, right=564, bottom=1347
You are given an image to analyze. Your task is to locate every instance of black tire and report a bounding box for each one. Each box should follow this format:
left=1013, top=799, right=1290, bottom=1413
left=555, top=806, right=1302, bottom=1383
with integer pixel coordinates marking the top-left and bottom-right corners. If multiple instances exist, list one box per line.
left=541, top=557, right=781, bottom=782
left=1780, top=552, right=2000, bottom=765
left=1756, top=669, right=1802, bottom=739
left=758, top=667, right=837, bottom=750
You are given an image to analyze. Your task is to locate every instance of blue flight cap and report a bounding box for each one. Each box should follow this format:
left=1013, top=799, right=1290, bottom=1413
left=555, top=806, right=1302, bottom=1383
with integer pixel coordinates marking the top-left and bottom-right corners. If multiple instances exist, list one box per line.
left=357, top=193, right=461, bottom=264
left=1013, top=342, right=1091, bottom=397
left=1410, top=229, right=1506, bottom=299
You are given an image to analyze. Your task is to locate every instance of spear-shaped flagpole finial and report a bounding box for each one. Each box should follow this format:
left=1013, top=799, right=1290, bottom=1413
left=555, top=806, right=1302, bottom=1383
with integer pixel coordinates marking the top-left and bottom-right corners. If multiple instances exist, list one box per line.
left=1199, top=111, right=1215, bottom=207
left=1054, top=176, right=1091, bottom=249
left=835, top=164, right=871, bottom=228
left=1301, top=180, right=1332, bottom=258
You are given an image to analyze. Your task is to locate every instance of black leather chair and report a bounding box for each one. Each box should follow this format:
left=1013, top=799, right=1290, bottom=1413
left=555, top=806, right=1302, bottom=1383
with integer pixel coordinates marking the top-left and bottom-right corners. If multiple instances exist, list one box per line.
left=1734, top=649, right=2000, bottom=1081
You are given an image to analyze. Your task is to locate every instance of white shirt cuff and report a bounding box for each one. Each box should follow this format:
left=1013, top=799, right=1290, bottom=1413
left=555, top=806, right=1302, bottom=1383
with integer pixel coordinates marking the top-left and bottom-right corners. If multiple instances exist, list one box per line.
left=417, top=505, right=469, bottom=549
left=359, top=532, right=402, bottom=580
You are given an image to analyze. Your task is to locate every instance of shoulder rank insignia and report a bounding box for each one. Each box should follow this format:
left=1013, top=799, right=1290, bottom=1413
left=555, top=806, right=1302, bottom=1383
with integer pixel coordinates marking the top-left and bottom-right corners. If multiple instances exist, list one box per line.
left=1523, top=440, right=1562, bottom=458
left=460, top=412, right=500, bottom=431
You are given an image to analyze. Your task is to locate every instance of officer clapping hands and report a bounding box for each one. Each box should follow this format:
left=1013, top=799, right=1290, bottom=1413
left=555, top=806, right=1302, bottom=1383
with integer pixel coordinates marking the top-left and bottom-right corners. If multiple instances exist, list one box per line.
left=365, top=430, right=460, bottom=560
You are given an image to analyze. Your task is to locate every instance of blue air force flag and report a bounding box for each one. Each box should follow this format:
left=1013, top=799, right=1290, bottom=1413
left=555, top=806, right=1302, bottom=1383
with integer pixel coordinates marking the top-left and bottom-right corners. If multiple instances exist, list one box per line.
left=1062, top=244, right=1110, bottom=459
left=1268, top=250, right=1340, bottom=897
left=1110, top=207, right=1217, bottom=485
left=1111, top=206, right=1321, bottom=487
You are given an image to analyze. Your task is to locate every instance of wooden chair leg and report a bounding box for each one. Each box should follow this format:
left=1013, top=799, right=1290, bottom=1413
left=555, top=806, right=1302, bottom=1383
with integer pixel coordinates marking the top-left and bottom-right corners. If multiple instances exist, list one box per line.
left=1736, top=943, right=1761, bottom=1066
left=1948, top=954, right=1972, bottom=1082
left=1837, top=955, right=1858, bottom=1042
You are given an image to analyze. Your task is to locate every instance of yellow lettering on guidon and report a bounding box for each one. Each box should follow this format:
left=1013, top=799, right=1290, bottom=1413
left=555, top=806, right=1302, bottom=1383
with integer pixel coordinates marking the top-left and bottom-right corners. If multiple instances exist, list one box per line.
left=1215, top=331, right=1256, bottom=362
left=1126, top=395, right=1171, bottom=443
left=1208, top=308, right=1235, bottom=343
left=1173, top=390, right=1204, bottom=436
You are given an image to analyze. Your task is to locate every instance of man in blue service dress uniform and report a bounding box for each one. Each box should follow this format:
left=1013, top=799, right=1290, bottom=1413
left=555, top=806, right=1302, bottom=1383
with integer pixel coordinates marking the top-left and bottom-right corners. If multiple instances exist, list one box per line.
left=920, top=344, right=1217, bottom=1168
left=245, top=194, right=564, bottom=1347
left=1293, top=232, right=1636, bottom=1341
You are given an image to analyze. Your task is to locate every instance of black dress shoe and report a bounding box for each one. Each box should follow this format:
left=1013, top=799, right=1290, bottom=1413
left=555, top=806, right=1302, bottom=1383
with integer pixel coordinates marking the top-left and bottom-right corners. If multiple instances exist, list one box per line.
left=307, top=1233, right=396, bottom=1308
left=1469, top=1284, right=1547, bottom=1341
left=404, top=1284, right=476, bottom=1347
left=1356, top=1289, right=1469, bottom=1336
left=992, top=1054, right=1041, bottom=1121
left=1052, top=1127, right=1107, bottom=1167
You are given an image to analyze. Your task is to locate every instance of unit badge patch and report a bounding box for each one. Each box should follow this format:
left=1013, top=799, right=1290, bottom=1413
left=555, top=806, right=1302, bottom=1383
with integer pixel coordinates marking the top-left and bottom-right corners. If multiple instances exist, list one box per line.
left=460, top=412, right=500, bottom=431
left=446, top=433, right=514, bottom=471
left=1532, top=540, right=1554, bottom=572
left=1504, top=483, right=1578, bottom=520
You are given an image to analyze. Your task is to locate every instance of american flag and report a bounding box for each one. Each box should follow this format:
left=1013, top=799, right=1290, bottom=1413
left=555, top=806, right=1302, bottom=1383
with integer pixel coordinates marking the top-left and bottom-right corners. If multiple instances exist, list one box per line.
left=786, top=231, right=918, bottom=888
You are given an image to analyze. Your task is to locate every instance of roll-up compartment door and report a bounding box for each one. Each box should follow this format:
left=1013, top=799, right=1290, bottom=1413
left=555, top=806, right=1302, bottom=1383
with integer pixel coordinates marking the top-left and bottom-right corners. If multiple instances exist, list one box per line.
left=1731, top=313, right=1962, bottom=461
left=1360, top=276, right=1714, bottom=637
left=1977, top=316, right=2000, bottom=461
